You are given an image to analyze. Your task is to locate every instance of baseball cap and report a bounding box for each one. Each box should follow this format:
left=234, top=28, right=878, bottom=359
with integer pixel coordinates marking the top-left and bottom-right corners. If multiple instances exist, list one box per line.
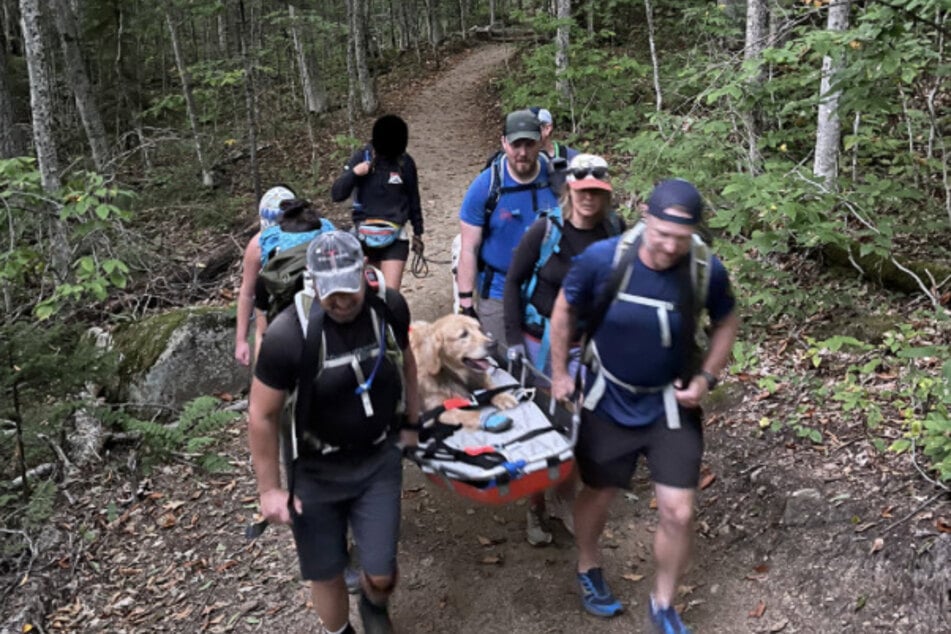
left=306, top=231, right=365, bottom=300
left=258, top=185, right=296, bottom=229
left=565, top=154, right=612, bottom=192
left=647, top=179, right=704, bottom=225
left=503, top=110, right=541, bottom=143
left=529, top=106, right=553, bottom=125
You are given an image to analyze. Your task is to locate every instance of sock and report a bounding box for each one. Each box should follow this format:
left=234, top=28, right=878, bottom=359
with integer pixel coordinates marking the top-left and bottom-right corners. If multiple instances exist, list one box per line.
left=650, top=594, right=669, bottom=612
left=325, top=623, right=352, bottom=634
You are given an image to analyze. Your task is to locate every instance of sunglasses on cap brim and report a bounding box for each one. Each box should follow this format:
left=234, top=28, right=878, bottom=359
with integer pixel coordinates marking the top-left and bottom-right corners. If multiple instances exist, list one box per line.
left=569, top=166, right=609, bottom=180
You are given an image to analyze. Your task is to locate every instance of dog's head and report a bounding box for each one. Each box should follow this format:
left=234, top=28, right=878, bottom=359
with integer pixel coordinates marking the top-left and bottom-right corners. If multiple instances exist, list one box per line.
left=410, top=314, right=496, bottom=385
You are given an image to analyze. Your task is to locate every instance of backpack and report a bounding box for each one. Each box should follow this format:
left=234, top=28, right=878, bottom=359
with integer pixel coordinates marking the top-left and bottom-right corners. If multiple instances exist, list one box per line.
left=581, top=220, right=713, bottom=385
left=519, top=206, right=624, bottom=371
left=353, top=145, right=408, bottom=214
left=282, top=268, right=406, bottom=497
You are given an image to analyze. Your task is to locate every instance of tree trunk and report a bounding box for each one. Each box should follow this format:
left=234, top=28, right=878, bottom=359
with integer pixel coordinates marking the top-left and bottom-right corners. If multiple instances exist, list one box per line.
left=19, top=0, right=59, bottom=191
left=742, top=0, right=767, bottom=173
left=345, top=0, right=358, bottom=137
left=51, top=0, right=110, bottom=172
left=164, top=3, right=214, bottom=187
left=644, top=0, right=662, bottom=111
left=489, top=0, right=495, bottom=26
left=349, top=0, right=376, bottom=114
left=19, top=0, right=70, bottom=280
left=217, top=3, right=229, bottom=56
left=0, top=44, right=25, bottom=157
left=237, top=0, right=260, bottom=203
left=288, top=4, right=327, bottom=114
left=813, top=0, right=850, bottom=189
left=554, top=0, right=570, bottom=106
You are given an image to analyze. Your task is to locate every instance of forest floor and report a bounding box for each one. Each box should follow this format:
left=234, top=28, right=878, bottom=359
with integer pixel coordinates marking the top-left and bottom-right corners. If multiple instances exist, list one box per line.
left=7, top=43, right=950, bottom=634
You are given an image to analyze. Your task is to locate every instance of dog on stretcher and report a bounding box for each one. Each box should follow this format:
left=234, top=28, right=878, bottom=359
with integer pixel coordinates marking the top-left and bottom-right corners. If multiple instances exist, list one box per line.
left=409, top=314, right=520, bottom=431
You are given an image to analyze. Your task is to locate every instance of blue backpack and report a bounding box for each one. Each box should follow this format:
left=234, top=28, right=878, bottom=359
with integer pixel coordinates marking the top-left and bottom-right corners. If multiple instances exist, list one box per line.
left=520, top=206, right=623, bottom=371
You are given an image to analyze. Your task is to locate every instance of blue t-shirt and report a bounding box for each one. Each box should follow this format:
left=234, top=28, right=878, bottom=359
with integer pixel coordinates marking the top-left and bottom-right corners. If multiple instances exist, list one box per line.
left=459, top=159, right=559, bottom=299
left=563, top=236, right=735, bottom=426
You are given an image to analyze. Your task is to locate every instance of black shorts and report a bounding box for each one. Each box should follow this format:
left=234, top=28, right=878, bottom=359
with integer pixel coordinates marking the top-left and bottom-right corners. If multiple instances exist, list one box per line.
left=289, top=448, right=403, bottom=581
left=575, top=407, right=703, bottom=490
left=362, top=238, right=409, bottom=263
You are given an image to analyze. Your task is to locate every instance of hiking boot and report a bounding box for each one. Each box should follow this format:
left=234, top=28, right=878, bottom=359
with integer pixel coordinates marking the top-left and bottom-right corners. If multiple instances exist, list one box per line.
left=344, top=565, right=361, bottom=595
left=647, top=596, right=692, bottom=634
left=577, top=567, right=623, bottom=618
left=358, top=592, right=394, bottom=634
left=548, top=493, right=575, bottom=536
left=525, top=506, right=553, bottom=546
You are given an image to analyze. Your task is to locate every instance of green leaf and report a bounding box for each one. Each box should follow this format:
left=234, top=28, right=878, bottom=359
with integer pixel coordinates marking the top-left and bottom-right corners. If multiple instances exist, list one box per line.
left=889, top=439, right=911, bottom=453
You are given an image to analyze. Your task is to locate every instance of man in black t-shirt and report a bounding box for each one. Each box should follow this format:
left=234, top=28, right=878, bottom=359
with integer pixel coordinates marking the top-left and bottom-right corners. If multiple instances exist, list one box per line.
left=248, top=231, right=420, bottom=634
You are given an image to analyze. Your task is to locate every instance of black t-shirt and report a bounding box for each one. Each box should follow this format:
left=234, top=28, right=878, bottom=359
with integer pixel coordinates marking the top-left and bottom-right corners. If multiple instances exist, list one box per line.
left=255, top=288, right=410, bottom=456
left=330, top=145, right=424, bottom=236
left=503, top=216, right=622, bottom=345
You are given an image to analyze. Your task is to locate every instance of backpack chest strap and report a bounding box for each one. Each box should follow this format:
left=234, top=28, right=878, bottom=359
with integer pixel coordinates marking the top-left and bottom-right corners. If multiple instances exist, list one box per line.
left=615, top=293, right=676, bottom=348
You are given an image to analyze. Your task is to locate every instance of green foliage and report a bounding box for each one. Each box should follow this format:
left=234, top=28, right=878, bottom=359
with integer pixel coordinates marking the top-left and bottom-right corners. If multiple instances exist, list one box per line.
left=0, top=160, right=134, bottom=321
left=118, top=396, right=238, bottom=473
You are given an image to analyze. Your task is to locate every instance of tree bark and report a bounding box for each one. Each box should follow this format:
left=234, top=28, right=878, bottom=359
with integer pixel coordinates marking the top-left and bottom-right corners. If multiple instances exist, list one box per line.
left=345, top=0, right=358, bottom=136
left=349, top=0, right=376, bottom=114
left=19, top=0, right=59, bottom=191
left=644, top=0, right=662, bottom=111
left=813, top=0, right=850, bottom=189
left=237, top=0, right=260, bottom=203
left=742, top=0, right=768, bottom=173
left=554, top=0, right=570, bottom=107
left=51, top=0, right=110, bottom=172
left=288, top=4, right=327, bottom=114
left=164, top=3, right=214, bottom=187
left=0, top=44, right=25, bottom=157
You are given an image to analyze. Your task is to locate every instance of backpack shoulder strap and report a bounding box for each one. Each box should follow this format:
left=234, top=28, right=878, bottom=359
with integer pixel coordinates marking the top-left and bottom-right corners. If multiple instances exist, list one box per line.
left=690, top=235, right=713, bottom=310
left=484, top=154, right=506, bottom=219
left=583, top=228, right=642, bottom=342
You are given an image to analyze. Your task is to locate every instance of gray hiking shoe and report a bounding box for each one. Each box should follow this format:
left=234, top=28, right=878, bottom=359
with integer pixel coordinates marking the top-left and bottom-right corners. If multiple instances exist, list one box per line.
left=525, top=506, right=553, bottom=546
left=548, top=493, right=575, bottom=535
left=358, top=592, right=394, bottom=634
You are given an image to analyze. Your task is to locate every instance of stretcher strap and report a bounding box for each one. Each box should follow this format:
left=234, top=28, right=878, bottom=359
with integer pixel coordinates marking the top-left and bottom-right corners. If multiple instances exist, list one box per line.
left=418, top=383, right=522, bottom=427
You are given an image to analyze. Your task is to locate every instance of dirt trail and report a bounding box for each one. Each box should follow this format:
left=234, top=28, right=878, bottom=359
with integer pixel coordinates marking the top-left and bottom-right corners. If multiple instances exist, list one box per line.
left=26, top=43, right=947, bottom=634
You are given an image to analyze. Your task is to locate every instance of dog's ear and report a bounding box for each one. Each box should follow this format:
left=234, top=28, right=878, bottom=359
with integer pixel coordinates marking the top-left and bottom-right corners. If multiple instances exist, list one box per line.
left=411, top=321, right=442, bottom=376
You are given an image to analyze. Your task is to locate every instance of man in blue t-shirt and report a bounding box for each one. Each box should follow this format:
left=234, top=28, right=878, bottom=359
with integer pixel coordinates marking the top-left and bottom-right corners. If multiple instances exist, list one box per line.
left=456, top=109, right=559, bottom=344
left=549, top=179, right=739, bottom=632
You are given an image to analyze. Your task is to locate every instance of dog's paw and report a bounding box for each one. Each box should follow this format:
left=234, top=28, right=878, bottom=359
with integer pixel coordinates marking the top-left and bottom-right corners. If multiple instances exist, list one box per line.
left=441, top=409, right=482, bottom=430
left=490, top=392, right=519, bottom=411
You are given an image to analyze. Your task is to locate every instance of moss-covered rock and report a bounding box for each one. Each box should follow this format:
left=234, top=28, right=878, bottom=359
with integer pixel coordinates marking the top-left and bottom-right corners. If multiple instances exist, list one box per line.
left=112, top=308, right=247, bottom=411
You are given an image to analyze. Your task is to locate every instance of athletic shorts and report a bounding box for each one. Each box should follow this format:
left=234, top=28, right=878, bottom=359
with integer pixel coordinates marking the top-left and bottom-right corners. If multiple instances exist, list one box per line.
left=362, top=238, right=409, bottom=263
left=575, top=407, right=703, bottom=490
left=289, top=447, right=403, bottom=581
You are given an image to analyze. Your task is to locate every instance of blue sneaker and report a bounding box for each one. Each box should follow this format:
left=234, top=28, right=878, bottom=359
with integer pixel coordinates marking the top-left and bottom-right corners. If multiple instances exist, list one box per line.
left=647, top=597, right=692, bottom=634
left=577, top=568, right=623, bottom=618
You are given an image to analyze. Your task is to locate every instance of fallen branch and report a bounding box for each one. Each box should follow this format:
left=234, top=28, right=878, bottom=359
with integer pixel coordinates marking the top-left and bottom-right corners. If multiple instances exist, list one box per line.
left=9, top=463, right=55, bottom=489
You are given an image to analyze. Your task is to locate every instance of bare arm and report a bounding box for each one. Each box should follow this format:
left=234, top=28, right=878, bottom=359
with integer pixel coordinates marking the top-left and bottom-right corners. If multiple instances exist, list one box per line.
left=252, top=308, right=267, bottom=366
left=235, top=233, right=261, bottom=366
left=248, top=378, right=298, bottom=522
left=549, top=289, right=578, bottom=401
left=456, top=221, right=483, bottom=310
left=400, top=344, right=421, bottom=447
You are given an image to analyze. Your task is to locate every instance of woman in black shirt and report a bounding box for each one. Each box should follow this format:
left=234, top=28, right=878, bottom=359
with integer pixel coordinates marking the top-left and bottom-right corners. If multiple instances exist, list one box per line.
left=331, top=114, right=424, bottom=292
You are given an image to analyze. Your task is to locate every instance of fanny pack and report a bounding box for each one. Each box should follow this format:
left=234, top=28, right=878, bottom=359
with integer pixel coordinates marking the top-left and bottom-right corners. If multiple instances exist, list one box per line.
left=357, top=219, right=404, bottom=249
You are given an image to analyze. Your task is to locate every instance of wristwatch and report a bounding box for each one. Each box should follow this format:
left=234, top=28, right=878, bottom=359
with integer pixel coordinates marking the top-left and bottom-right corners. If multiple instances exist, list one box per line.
left=700, top=370, right=719, bottom=391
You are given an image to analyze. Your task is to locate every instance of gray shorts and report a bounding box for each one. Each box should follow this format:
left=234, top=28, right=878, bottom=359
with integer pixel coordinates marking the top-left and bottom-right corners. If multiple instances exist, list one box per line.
left=476, top=297, right=505, bottom=347
left=289, top=446, right=403, bottom=581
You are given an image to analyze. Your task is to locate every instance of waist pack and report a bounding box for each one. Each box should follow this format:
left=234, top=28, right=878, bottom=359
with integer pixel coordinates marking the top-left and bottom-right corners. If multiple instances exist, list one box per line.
left=357, top=219, right=404, bottom=249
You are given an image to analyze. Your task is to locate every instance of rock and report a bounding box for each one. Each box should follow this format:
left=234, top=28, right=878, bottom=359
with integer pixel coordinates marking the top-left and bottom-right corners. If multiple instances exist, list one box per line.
left=781, top=488, right=824, bottom=527
left=112, top=308, right=247, bottom=411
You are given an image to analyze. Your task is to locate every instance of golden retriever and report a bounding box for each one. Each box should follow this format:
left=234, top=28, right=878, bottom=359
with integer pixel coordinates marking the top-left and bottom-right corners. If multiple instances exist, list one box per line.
left=409, top=314, right=520, bottom=429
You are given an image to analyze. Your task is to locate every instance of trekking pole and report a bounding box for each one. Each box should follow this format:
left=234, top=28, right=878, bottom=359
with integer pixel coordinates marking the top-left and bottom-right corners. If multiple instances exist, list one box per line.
left=245, top=518, right=269, bottom=540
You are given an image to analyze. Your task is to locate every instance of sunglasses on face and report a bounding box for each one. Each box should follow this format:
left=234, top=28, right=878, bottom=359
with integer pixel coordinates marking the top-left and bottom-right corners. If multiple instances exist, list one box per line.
left=569, top=166, right=609, bottom=180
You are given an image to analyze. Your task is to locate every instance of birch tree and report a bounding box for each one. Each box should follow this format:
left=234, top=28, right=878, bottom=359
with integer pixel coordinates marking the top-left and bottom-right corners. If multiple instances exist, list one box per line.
left=348, top=0, right=376, bottom=114
left=288, top=4, right=327, bottom=114
left=0, top=45, right=25, bottom=158
left=554, top=0, right=570, bottom=106
left=237, top=0, right=260, bottom=202
left=19, top=0, right=70, bottom=280
left=164, top=2, right=215, bottom=187
left=813, top=0, right=851, bottom=188
left=51, top=0, right=110, bottom=172
left=742, top=0, right=768, bottom=172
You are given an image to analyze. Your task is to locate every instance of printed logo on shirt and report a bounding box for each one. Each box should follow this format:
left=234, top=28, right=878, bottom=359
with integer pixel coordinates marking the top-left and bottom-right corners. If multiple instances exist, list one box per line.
left=388, top=172, right=403, bottom=185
